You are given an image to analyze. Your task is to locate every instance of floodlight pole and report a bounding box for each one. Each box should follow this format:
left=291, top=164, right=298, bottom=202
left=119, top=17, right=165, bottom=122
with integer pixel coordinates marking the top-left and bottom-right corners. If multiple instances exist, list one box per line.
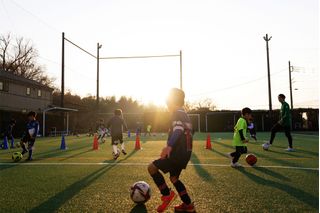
left=288, top=61, right=293, bottom=110
left=97, top=43, right=102, bottom=108
left=263, top=34, right=272, bottom=121
left=180, top=50, right=183, bottom=90
left=61, top=32, right=65, bottom=107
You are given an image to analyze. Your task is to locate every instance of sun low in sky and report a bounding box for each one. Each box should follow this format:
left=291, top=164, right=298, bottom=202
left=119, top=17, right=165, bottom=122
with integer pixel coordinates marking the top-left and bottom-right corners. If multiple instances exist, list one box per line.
left=0, top=0, right=318, bottom=109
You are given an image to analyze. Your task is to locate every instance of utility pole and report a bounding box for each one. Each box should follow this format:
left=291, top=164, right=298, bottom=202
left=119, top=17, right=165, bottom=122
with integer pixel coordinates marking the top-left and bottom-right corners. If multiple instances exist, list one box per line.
left=263, top=34, right=272, bottom=121
left=180, top=50, right=183, bottom=90
left=288, top=61, right=293, bottom=110
left=61, top=32, right=65, bottom=107
left=97, top=43, right=102, bottom=108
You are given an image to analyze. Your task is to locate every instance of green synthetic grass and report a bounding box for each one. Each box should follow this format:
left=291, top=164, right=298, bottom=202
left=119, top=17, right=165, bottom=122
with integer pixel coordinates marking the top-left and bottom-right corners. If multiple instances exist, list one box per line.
left=0, top=132, right=318, bottom=213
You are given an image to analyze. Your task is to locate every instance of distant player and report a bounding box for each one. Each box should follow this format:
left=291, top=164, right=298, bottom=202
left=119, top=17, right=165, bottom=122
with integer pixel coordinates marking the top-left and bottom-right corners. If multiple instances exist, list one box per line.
left=107, top=109, right=128, bottom=160
left=248, top=122, right=257, bottom=141
left=228, top=107, right=253, bottom=168
left=145, top=124, right=152, bottom=136
left=20, top=111, right=39, bottom=161
left=263, top=94, right=293, bottom=151
left=2, top=119, right=16, bottom=148
left=97, top=119, right=107, bottom=143
left=148, top=88, right=195, bottom=213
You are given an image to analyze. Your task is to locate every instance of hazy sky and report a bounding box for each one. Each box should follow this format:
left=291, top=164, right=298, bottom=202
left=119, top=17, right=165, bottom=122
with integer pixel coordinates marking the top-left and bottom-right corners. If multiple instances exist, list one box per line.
left=0, top=0, right=318, bottom=109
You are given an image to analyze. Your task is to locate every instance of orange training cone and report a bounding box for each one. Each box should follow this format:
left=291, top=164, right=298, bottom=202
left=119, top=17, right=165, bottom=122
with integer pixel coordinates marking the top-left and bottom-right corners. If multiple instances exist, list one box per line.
left=135, top=134, right=141, bottom=150
left=206, top=134, right=212, bottom=149
left=93, top=134, right=99, bottom=150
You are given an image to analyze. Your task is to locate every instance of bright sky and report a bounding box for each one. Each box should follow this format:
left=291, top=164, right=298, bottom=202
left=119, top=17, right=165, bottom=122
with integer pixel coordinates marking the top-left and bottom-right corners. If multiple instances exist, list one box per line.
left=0, top=0, right=318, bottom=109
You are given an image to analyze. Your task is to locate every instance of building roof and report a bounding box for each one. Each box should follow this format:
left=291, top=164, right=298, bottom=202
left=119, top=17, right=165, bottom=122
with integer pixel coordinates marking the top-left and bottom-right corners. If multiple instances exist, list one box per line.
left=0, top=70, right=54, bottom=91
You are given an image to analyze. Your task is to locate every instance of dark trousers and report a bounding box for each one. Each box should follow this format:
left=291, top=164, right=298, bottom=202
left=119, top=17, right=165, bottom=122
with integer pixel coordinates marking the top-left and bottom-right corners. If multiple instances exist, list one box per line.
left=230, top=146, right=247, bottom=163
left=270, top=123, right=293, bottom=148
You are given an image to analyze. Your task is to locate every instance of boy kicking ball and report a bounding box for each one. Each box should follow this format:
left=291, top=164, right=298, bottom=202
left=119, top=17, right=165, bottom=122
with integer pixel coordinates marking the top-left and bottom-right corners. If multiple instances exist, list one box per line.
left=228, top=107, right=253, bottom=168
left=148, top=88, right=195, bottom=213
left=20, top=111, right=39, bottom=161
left=107, top=109, right=128, bottom=160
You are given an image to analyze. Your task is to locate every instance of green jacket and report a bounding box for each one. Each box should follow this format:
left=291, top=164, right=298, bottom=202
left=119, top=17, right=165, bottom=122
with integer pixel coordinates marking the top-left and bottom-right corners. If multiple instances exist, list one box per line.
left=279, top=101, right=291, bottom=127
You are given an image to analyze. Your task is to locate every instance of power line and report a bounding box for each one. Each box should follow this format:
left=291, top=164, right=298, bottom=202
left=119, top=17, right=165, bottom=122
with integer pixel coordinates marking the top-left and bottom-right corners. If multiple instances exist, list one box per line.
left=9, top=0, right=60, bottom=33
left=64, top=37, right=96, bottom=59
left=100, top=54, right=180, bottom=60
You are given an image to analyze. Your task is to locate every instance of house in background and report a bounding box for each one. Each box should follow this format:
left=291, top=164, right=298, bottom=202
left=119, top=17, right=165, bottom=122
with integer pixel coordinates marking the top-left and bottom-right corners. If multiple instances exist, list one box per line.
left=0, top=70, right=54, bottom=112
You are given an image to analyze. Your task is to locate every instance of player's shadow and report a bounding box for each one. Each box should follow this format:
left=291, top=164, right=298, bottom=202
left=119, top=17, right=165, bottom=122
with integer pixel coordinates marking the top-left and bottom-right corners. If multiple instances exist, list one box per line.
left=209, top=148, right=229, bottom=158
left=59, top=149, right=93, bottom=161
left=257, top=152, right=301, bottom=168
left=237, top=168, right=318, bottom=209
left=294, top=149, right=319, bottom=157
left=213, top=140, right=233, bottom=150
left=190, top=153, right=213, bottom=182
left=36, top=143, right=90, bottom=159
left=29, top=149, right=139, bottom=213
left=267, top=149, right=301, bottom=157
left=252, top=166, right=290, bottom=181
left=129, top=204, right=148, bottom=213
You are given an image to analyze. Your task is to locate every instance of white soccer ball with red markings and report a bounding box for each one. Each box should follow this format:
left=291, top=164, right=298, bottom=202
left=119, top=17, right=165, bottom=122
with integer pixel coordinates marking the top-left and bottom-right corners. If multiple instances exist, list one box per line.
left=130, top=181, right=151, bottom=204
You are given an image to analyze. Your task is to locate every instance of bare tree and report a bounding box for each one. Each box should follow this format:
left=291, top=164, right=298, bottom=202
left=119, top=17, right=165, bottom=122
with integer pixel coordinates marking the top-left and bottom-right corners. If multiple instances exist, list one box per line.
left=186, top=98, right=216, bottom=111
left=0, top=33, right=54, bottom=86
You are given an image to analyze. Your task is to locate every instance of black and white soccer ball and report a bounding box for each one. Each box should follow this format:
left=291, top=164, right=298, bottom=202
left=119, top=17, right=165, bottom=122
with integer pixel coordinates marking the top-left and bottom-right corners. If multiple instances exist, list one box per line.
left=12, top=152, right=23, bottom=162
left=130, top=181, right=151, bottom=204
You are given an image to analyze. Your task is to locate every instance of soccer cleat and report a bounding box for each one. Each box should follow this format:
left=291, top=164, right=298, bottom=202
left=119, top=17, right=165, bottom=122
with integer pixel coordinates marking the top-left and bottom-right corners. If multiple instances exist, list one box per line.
left=174, top=202, right=196, bottom=212
left=284, top=147, right=294, bottom=152
left=122, top=149, right=127, bottom=155
left=231, top=162, right=242, bottom=168
left=25, top=157, right=33, bottom=161
left=251, top=135, right=257, bottom=141
left=113, top=152, right=120, bottom=160
left=21, top=150, right=28, bottom=155
left=157, top=190, right=176, bottom=212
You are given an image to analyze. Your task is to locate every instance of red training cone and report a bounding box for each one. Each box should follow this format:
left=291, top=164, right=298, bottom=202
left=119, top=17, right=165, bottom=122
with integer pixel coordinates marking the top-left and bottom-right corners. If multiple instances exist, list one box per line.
left=135, top=134, right=141, bottom=150
left=205, top=134, right=212, bottom=149
left=93, top=134, right=99, bottom=150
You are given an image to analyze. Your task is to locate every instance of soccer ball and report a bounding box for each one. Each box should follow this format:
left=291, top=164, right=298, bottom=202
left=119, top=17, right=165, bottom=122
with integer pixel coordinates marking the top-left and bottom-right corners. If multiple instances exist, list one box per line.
left=262, top=143, right=270, bottom=150
left=12, top=152, right=23, bottom=162
left=130, top=181, right=151, bottom=204
left=245, top=154, right=257, bottom=166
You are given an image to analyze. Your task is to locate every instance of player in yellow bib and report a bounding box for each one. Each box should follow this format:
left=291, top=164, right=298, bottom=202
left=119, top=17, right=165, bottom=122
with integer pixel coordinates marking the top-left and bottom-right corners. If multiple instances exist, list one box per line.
left=228, top=108, right=253, bottom=168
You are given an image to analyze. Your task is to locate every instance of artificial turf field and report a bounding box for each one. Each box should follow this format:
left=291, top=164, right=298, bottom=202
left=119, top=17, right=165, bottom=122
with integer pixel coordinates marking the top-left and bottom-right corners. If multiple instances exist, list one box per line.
left=0, top=132, right=318, bottom=213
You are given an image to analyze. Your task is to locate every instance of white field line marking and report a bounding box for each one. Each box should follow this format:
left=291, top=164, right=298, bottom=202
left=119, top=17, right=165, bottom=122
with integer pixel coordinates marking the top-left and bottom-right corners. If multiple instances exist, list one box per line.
left=0, top=162, right=318, bottom=171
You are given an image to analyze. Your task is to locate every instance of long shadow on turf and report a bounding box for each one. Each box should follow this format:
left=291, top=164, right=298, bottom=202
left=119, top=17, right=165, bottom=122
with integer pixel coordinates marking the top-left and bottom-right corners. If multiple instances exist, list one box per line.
left=237, top=168, right=318, bottom=209
left=129, top=204, right=147, bottom=213
left=190, top=153, right=213, bottom=182
left=59, top=149, right=93, bottom=161
left=29, top=149, right=138, bottom=213
left=252, top=167, right=290, bottom=181
left=257, top=152, right=301, bottom=168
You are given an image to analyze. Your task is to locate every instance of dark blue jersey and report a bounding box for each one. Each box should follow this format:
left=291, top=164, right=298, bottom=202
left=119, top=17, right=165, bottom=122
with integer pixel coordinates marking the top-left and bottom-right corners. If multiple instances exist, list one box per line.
left=26, top=120, right=39, bottom=138
left=167, top=109, right=193, bottom=168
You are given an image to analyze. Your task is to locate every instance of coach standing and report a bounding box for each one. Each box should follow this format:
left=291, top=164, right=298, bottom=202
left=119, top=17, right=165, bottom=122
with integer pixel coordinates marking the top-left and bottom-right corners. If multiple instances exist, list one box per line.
left=263, top=94, right=293, bottom=151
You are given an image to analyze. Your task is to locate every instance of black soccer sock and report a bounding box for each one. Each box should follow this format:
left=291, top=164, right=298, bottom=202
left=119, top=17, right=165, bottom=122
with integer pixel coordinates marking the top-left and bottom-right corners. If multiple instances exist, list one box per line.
left=21, top=143, right=27, bottom=153
left=173, top=180, right=191, bottom=205
left=151, top=172, right=170, bottom=196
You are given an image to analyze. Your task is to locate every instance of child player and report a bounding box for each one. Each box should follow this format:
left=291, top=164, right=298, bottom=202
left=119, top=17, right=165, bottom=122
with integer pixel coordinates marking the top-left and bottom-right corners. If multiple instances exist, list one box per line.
left=20, top=111, right=39, bottom=161
left=97, top=119, right=107, bottom=143
left=228, top=107, right=253, bottom=168
left=148, top=88, right=195, bottom=213
left=107, top=109, right=128, bottom=160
